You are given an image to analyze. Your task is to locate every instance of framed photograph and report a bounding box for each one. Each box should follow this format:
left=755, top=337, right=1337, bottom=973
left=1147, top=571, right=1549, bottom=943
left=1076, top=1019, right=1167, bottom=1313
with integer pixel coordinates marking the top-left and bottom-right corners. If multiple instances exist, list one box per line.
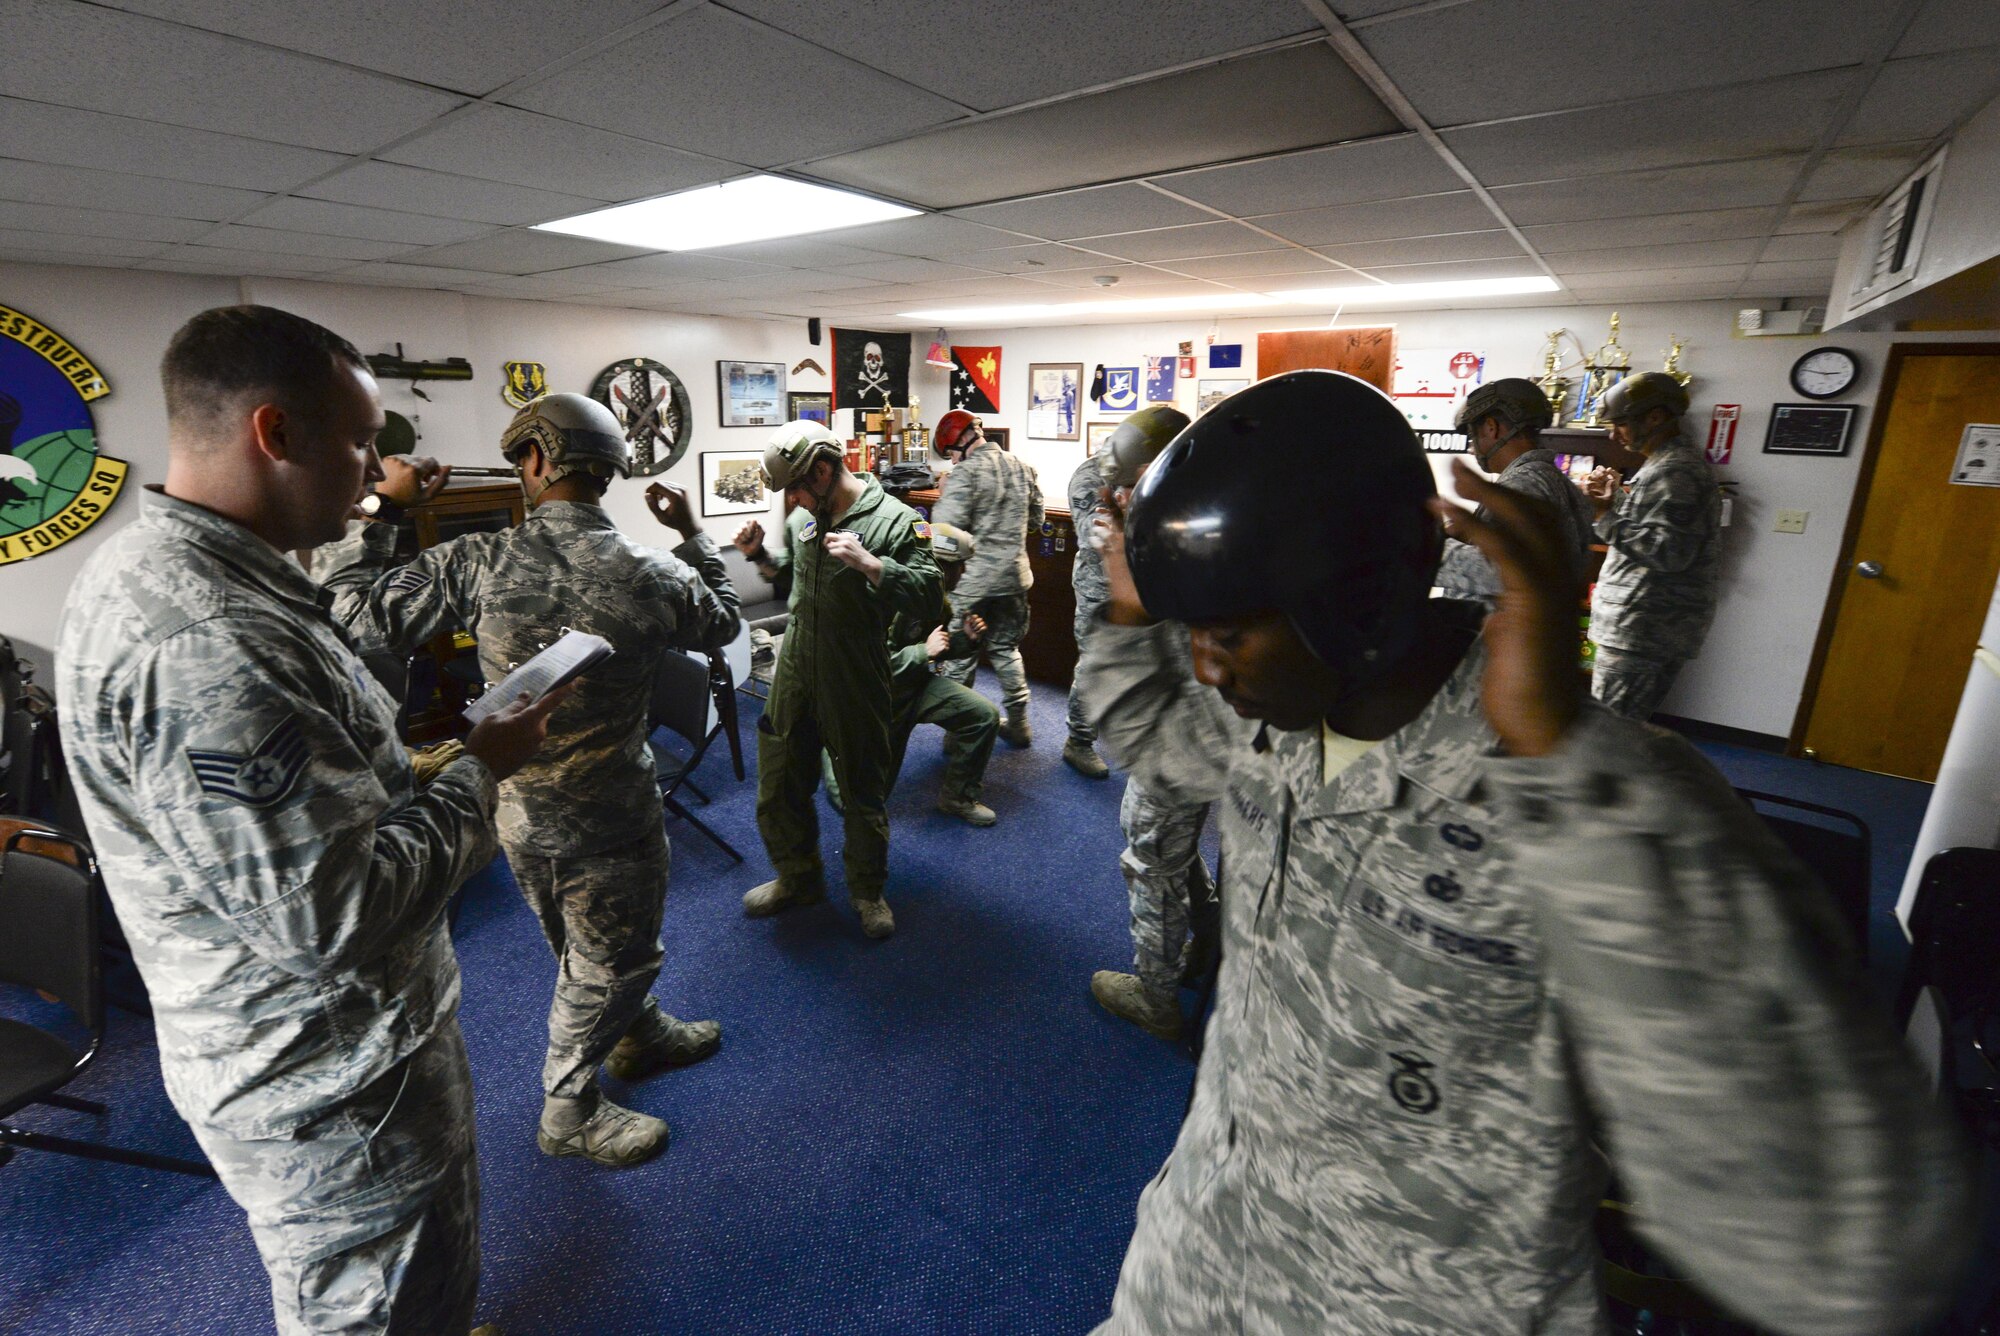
left=699, top=450, right=771, bottom=516
left=717, top=360, right=785, bottom=428
left=1086, top=421, right=1117, bottom=455
left=787, top=390, right=830, bottom=426
left=1027, top=362, right=1083, bottom=441
left=984, top=426, right=1011, bottom=453
left=1763, top=402, right=1857, bottom=456
left=1197, top=378, right=1249, bottom=417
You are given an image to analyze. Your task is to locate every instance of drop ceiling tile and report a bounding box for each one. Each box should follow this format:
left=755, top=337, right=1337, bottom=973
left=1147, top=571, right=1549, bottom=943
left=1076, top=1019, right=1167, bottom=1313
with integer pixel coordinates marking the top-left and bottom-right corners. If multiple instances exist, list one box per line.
left=198, top=225, right=409, bottom=261
left=507, top=6, right=962, bottom=167
left=1152, top=134, right=1464, bottom=216
left=97, top=0, right=663, bottom=96
left=452, top=273, right=637, bottom=298
left=1161, top=248, right=1345, bottom=279
left=1568, top=279, right=1743, bottom=301
left=965, top=242, right=1110, bottom=273
left=302, top=162, right=602, bottom=227
left=381, top=105, right=735, bottom=203
left=147, top=245, right=352, bottom=274
left=1840, top=48, right=2000, bottom=147
left=1744, top=259, right=1838, bottom=285
left=1487, top=157, right=1808, bottom=225
left=1759, top=231, right=1846, bottom=262
left=713, top=269, right=890, bottom=294
left=1894, top=0, right=2000, bottom=58
left=0, top=157, right=267, bottom=220
left=1339, top=257, right=1548, bottom=285
left=1023, top=265, right=1223, bottom=290
left=405, top=229, right=659, bottom=275
left=0, top=200, right=211, bottom=242
left=1442, top=69, right=1857, bottom=184
left=822, top=214, right=1031, bottom=258
left=1251, top=192, right=1498, bottom=247
left=333, top=261, right=508, bottom=287
left=1333, top=0, right=1439, bottom=17
left=1797, top=142, right=1931, bottom=202
left=240, top=198, right=491, bottom=246
left=725, top=0, right=1317, bottom=111
left=1315, top=230, right=1528, bottom=268
left=1546, top=239, right=1761, bottom=275
left=1069, top=221, right=1287, bottom=263
left=1776, top=198, right=1870, bottom=233
left=810, top=44, right=1401, bottom=209
left=682, top=238, right=893, bottom=269
left=1358, top=0, right=1890, bottom=126
left=879, top=276, right=1079, bottom=301
left=0, top=247, right=137, bottom=271
left=821, top=257, right=995, bottom=283
left=133, top=255, right=330, bottom=279
left=0, top=228, right=165, bottom=258
left=955, top=185, right=1214, bottom=241
left=1518, top=207, right=1781, bottom=252
left=0, top=96, right=347, bottom=192
left=1561, top=263, right=1748, bottom=292
left=1, top=0, right=465, bottom=153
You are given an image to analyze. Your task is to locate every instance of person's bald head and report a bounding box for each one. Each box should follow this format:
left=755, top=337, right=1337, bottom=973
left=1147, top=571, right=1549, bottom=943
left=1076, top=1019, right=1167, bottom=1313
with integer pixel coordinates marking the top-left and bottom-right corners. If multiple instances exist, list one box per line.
left=161, top=305, right=368, bottom=451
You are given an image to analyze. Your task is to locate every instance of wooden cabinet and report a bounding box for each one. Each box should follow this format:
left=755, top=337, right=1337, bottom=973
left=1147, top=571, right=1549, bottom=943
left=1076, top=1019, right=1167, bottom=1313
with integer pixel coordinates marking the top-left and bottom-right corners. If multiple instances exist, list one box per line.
left=392, top=480, right=525, bottom=742
left=898, top=487, right=1080, bottom=687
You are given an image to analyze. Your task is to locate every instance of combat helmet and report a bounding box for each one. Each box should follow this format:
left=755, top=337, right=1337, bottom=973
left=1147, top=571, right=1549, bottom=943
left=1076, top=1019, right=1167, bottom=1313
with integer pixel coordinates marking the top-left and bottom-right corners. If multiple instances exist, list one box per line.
left=933, top=409, right=979, bottom=455
left=1600, top=370, right=1690, bottom=423
left=1124, top=371, right=1440, bottom=684
left=501, top=393, right=632, bottom=501
left=1100, top=406, right=1191, bottom=490
left=761, top=419, right=844, bottom=490
left=1452, top=377, right=1554, bottom=436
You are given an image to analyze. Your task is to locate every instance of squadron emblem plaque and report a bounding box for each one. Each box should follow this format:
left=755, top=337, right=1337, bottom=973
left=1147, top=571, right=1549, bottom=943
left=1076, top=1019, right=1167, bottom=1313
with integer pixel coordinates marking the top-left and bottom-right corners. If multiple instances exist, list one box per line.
left=590, top=357, right=693, bottom=477
left=500, top=360, right=548, bottom=409
left=0, top=304, right=127, bottom=565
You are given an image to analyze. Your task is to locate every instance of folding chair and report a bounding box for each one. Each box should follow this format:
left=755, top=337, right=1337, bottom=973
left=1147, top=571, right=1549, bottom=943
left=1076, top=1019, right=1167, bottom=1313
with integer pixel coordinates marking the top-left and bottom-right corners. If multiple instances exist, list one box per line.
left=0, top=828, right=215, bottom=1178
left=1736, top=789, right=1872, bottom=966
left=649, top=649, right=743, bottom=863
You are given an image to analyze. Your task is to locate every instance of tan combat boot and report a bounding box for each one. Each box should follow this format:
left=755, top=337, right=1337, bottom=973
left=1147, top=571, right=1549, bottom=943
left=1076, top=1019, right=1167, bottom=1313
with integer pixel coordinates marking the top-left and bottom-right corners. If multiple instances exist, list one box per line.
left=852, top=895, right=896, bottom=939
left=997, top=705, right=1032, bottom=748
left=937, top=793, right=998, bottom=827
left=742, top=877, right=826, bottom=917
left=1062, top=739, right=1110, bottom=778
left=1091, top=971, right=1181, bottom=1041
left=537, top=1093, right=670, bottom=1168
left=605, top=1013, right=721, bottom=1081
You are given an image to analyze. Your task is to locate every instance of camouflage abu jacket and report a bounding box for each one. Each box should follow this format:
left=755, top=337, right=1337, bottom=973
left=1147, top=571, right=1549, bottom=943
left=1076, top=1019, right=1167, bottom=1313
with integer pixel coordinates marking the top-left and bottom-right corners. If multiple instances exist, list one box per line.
left=1435, top=447, right=1596, bottom=605
left=1068, top=450, right=1109, bottom=622
left=1590, top=432, right=1722, bottom=658
left=319, top=501, right=739, bottom=858
left=1079, top=609, right=1971, bottom=1336
left=56, top=489, right=499, bottom=1138
left=931, top=440, right=1043, bottom=600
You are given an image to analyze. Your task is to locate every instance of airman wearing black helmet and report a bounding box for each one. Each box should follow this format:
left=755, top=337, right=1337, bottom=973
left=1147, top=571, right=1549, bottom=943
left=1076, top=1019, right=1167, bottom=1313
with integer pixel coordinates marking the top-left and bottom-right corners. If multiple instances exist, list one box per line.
left=1078, top=370, right=1969, bottom=1336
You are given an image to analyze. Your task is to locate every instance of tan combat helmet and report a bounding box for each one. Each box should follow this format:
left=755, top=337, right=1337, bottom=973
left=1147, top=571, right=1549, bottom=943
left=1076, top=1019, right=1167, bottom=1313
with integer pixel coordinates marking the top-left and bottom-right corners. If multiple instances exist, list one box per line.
left=500, top=392, right=633, bottom=501
left=1452, top=377, right=1554, bottom=436
left=761, top=419, right=845, bottom=490
left=1600, top=370, right=1691, bottom=423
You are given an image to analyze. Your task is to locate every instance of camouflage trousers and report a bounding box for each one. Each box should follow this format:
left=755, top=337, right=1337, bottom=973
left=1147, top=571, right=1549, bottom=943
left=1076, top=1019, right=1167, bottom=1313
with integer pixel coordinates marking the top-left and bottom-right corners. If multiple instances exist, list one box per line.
left=1120, top=778, right=1216, bottom=994
left=506, top=826, right=671, bottom=1099
left=193, top=1021, right=480, bottom=1336
left=1591, top=644, right=1686, bottom=722
left=825, top=671, right=1000, bottom=807
left=939, top=593, right=1031, bottom=714
left=1066, top=601, right=1101, bottom=747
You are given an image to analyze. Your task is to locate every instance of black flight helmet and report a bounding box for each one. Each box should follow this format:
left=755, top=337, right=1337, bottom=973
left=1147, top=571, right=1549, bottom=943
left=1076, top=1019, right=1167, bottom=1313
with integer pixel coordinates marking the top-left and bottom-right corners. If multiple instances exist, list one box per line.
left=1125, top=370, right=1441, bottom=684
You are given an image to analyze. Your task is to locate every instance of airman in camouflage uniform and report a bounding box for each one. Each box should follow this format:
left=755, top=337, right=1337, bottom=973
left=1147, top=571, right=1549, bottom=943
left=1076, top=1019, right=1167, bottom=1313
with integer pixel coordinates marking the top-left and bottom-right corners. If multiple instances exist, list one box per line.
left=1434, top=377, right=1596, bottom=605
left=57, top=305, right=565, bottom=1334
left=320, top=393, right=739, bottom=1169
left=1084, top=369, right=1971, bottom=1336
left=735, top=421, right=943, bottom=940
left=929, top=410, right=1044, bottom=747
left=1583, top=371, right=1722, bottom=720
left=1063, top=446, right=1112, bottom=777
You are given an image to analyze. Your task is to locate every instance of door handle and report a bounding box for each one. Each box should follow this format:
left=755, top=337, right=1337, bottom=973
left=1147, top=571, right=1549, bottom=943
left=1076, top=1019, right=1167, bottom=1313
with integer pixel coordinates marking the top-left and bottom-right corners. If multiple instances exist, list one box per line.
left=1855, top=560, right=1884, bottom=578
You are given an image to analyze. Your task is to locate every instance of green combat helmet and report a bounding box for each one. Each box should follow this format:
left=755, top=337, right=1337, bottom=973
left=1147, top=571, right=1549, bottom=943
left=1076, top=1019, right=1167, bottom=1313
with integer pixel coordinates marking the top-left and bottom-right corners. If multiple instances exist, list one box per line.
left=1453, top=377, right=1554, bottom=436
left=501, top=392, right=632, bottom=502
left=1101, top=405, right=1192, bottom=491
left=761, top=419, right=845, bottom=490
left=1601, top=370, right=1690, bottom=423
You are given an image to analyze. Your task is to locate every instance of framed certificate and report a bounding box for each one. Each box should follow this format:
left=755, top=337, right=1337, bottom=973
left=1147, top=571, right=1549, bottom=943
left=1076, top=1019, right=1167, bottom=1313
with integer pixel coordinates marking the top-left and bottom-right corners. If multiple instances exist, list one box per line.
left=718, top=360, right=786, bottom=428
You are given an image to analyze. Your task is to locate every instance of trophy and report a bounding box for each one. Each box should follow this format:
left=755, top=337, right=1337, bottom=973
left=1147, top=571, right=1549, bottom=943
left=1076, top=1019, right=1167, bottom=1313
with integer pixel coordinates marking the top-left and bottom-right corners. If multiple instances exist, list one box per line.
left=1572, top=312, right=1632, bottom=427
left=1535, top=329, right=1571, bottom=424
left=1662, top=335, right=1692, bottom=388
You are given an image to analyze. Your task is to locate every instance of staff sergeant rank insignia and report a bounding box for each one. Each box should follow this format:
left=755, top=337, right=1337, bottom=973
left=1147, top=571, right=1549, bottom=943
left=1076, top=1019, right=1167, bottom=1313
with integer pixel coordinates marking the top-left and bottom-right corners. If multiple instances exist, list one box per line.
left=0, top=303, right=127, bottom=565
left=187, top=717, right=312, bottom=807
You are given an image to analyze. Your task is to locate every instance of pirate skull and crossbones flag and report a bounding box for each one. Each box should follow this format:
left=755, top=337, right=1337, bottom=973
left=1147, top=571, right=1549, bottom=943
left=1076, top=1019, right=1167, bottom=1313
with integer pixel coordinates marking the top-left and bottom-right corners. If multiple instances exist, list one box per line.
left=831, top=328, right=910, bottom=411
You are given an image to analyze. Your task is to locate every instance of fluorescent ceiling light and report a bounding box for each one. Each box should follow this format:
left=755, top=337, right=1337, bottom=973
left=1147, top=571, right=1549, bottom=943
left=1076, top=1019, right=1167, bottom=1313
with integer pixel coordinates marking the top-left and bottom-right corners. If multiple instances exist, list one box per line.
left=535, top=176, right=919, bottom=251
left=900, top=275, right=1560, bottom=324
left=900, top=292, right=1284, bottom=323
left=1269, top=276, right=1560, bottom=304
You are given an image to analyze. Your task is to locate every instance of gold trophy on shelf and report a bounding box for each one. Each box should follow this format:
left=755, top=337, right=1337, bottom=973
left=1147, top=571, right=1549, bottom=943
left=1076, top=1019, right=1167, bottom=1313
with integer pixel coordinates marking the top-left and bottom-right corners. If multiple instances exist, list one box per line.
left=1662, top=334, right=1692, bottom=388
left=1535, top=329, right=1572, bottom=425
left=1572, top=311, right=1632, bottom=427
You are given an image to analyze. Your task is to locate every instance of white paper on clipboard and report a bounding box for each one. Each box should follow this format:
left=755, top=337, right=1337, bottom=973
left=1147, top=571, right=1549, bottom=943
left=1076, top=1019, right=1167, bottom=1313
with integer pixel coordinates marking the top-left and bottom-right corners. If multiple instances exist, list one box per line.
left=463, top=630, right=611, bottom=723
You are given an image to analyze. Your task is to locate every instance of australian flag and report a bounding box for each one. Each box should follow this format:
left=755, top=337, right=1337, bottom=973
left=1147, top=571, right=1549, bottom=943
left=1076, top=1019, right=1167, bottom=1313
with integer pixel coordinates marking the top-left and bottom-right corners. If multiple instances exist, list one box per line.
left=950, top=345, right=1000, bottom=413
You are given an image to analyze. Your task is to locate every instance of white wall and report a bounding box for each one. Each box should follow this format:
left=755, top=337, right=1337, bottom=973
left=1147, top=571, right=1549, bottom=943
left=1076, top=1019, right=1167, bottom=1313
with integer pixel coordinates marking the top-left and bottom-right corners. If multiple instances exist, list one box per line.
left=0, top=258, right=1965, bottom=738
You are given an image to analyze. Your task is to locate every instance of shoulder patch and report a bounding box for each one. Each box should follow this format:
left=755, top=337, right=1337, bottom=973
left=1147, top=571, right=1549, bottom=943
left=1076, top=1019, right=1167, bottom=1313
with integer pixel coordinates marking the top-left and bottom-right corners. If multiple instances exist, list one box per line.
left=186, top=716, right=311, bottom=807
left=387, top=566, right=432, bottom=595
left=800, top=517, right=818, bottom=543
left=912, top=520, right=931, bottom=540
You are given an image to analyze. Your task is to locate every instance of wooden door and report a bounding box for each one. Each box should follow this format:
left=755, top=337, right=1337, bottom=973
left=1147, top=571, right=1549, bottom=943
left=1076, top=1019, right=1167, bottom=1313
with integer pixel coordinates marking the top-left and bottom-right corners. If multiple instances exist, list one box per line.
left=1799, top=346, right=2000, bottom=780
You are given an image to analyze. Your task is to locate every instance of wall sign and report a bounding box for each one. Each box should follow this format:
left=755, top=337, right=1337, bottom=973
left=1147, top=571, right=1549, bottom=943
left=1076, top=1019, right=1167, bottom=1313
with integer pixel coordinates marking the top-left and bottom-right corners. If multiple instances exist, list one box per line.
left=590, top=356, right=692, bottom=477
left=1706, top=403, right=1740, bottom=465
left=0, top=304, right=127, bottom=566
left=1951, top=423, right=2000, bottom=487
left=500, top=360, right=546, bottom=408
left=1762, top=402, right=1857, bottom=457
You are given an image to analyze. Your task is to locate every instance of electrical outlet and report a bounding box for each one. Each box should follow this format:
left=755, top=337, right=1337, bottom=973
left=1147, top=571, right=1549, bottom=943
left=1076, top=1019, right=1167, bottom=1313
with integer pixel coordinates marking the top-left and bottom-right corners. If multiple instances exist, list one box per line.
left=1774, top=509, right=1808, bottom=534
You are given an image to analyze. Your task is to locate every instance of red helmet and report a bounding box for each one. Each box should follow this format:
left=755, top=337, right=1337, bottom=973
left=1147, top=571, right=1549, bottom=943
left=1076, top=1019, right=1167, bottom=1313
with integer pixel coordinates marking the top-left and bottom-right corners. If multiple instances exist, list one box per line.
left=934, top=409, right=978, bottom=452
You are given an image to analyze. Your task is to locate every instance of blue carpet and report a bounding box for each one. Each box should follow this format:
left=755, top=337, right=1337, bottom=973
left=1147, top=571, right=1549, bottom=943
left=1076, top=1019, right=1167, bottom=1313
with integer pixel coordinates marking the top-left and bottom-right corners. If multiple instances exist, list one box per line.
left=0, top=686, right=1933, bottom=1334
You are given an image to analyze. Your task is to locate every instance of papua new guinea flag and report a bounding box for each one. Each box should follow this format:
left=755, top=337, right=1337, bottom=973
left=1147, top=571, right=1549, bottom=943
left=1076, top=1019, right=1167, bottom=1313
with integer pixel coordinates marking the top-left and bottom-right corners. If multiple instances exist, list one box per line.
left=949, top=345, right=1000, bottom=412
left=832, top=328, right=910, bottom=410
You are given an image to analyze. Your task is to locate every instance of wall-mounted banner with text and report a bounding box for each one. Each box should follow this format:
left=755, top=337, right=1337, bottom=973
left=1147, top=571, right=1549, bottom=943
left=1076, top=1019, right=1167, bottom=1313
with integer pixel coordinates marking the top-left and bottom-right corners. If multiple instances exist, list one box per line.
left=0, top=304, right=126, bottom=566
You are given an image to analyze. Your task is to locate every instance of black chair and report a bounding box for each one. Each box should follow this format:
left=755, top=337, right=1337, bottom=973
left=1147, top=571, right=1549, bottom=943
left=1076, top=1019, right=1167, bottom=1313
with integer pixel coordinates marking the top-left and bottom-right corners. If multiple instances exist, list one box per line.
left=1895, top=847, right=2000, bottom=1145
left=1736, top=789, right=1872, bottom=965
left=0, top=828, right=215, bottom=1178
left=649, top=650, right=743, bottom=863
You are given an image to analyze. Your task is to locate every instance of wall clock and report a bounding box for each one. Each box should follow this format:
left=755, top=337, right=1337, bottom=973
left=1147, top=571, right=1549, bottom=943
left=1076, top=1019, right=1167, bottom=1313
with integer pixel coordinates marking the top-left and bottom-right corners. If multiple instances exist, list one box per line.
left=1789, top=347, right=1859, bottom=400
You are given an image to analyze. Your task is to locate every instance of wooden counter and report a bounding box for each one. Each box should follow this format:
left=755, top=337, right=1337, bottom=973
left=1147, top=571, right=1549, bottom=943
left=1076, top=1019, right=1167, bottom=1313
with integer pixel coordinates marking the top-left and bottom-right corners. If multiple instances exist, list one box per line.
left=900, top=486, right=1079, bottom=686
